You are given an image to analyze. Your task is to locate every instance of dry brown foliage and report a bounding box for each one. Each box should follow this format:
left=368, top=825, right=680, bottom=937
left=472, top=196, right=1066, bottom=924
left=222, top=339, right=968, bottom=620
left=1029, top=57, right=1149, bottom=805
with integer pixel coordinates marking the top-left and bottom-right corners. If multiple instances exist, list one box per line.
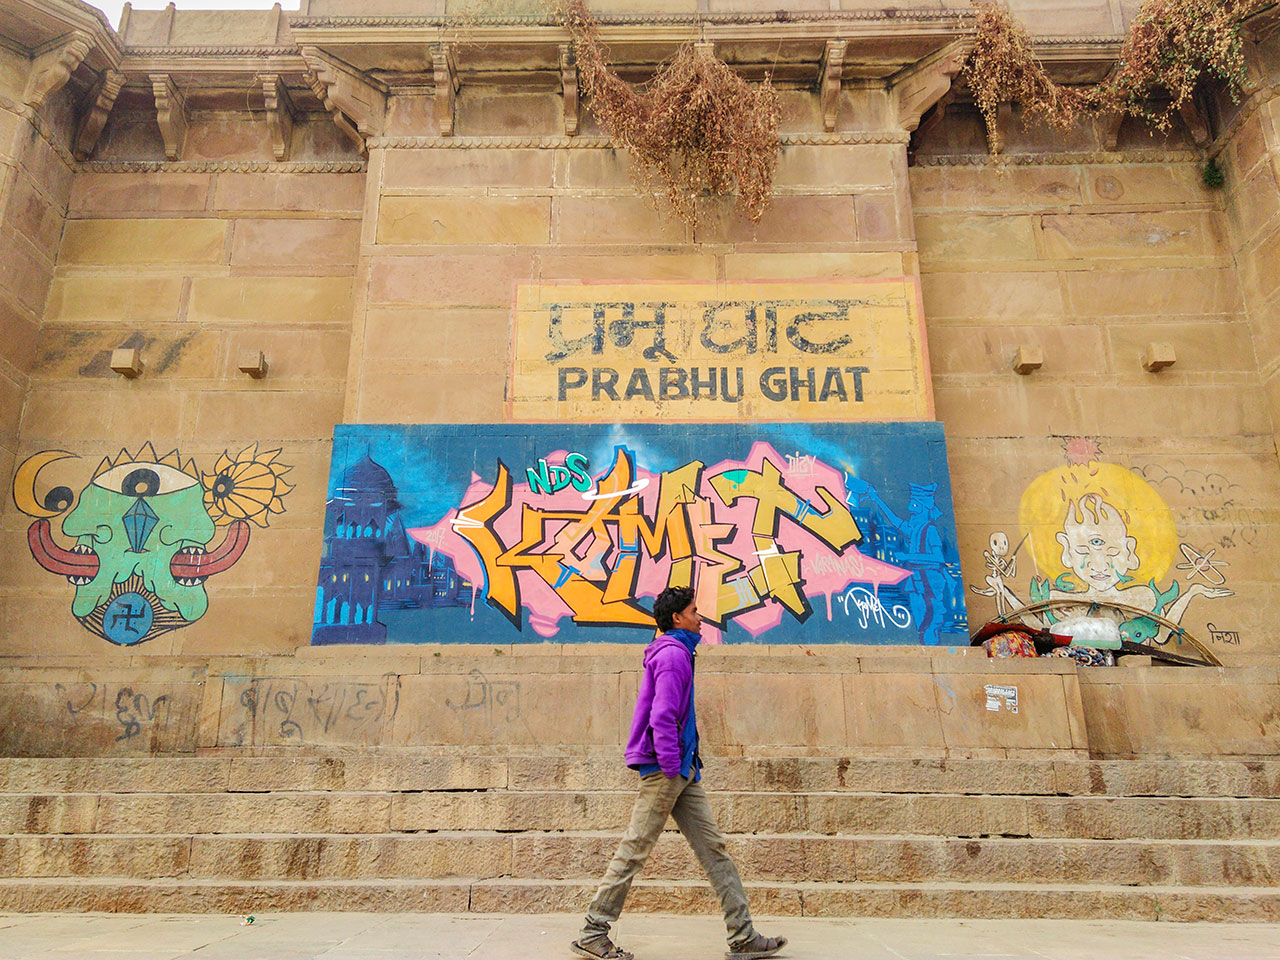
left=962, top=1, right=1086, bottom=137
left=961, top=0, right=1270, bottom=152
left=560, top=0, right=781, bottom=225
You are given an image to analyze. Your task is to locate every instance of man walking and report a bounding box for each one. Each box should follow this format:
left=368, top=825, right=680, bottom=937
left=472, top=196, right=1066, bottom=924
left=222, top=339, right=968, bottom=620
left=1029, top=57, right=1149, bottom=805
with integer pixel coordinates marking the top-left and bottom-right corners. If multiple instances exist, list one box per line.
left=571, top=586, right=787, bottom=960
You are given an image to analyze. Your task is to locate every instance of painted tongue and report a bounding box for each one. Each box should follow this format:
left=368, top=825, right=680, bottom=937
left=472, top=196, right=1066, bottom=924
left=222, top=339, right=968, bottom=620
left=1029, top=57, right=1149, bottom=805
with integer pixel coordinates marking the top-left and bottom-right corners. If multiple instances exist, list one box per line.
left=28, top=520, right=99, bottom=578
left=169, top=520, right=251, bottom=580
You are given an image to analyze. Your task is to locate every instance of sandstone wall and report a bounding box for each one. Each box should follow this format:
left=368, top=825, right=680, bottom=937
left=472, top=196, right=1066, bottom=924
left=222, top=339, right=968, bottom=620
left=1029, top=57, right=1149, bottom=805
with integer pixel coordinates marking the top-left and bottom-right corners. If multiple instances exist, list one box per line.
left=0, top=51, right=75, bottom=525
left=0, top=165, right=365, bottom=656
left=0, top=0, right=1276, bottom=760
left=913, top=157, right=1279, bottom=664
left=1219, top=42, right=1280, bottom=462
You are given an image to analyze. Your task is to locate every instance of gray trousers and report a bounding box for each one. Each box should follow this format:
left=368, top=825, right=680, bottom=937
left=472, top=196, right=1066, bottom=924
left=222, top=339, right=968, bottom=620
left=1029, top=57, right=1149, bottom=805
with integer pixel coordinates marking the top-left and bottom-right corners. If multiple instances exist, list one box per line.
left=581, top=772, right=756, bottom=947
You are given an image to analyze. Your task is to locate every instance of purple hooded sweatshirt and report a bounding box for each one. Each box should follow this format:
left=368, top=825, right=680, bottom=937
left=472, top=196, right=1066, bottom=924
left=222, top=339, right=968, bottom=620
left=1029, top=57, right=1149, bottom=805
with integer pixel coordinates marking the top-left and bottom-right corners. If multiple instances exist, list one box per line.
left=624, top=629, right=701, bottom=780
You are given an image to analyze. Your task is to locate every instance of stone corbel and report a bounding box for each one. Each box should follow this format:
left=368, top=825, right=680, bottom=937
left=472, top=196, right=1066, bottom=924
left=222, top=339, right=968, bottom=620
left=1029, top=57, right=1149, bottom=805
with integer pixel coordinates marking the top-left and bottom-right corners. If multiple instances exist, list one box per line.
left=1178, top=96, right=1211, bottom=149
left=819, top=39, right=847, bottom=133
left=892, top=40, right=967, bottom=133
left=912, top=88, right=955, bottom=148
left=23, top=30, right=93, bottom=110
left=1096, top=110, right=1125, bottom=152
left=259, top=74, right=295, bottom=161
left=73, top=69, right=125, bottom=161
left=150, top=74, right=186, bottom=161
left=301, top=46, right=385, bottom=155
left=433, top=45, right=459, bottom=138
left=560, top=44, right=579, bottom=137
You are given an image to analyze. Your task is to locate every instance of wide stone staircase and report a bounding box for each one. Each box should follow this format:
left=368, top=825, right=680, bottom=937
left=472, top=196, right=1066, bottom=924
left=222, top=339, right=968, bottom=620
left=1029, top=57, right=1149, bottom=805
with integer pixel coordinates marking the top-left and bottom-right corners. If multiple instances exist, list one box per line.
left=2, top=754, right=1278, bottom=919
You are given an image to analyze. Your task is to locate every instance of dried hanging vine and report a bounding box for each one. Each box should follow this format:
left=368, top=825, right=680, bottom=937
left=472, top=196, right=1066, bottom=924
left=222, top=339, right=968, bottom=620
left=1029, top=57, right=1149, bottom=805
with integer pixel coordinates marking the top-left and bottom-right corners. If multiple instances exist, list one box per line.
left=560, top=0, right=780, bottom=225
left=961, top=0, right=1271, bottom=153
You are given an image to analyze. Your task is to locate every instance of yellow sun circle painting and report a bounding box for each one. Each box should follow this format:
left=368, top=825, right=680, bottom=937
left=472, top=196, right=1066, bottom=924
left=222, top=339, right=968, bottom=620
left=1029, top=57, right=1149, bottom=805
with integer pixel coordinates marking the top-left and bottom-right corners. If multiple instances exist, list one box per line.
left=1018, top=460, right=1178, bottom=589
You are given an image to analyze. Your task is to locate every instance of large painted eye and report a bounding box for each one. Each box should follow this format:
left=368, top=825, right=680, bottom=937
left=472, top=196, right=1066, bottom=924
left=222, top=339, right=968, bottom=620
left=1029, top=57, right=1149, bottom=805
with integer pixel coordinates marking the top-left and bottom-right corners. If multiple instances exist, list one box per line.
left=93, top=462, right=198, bottom=497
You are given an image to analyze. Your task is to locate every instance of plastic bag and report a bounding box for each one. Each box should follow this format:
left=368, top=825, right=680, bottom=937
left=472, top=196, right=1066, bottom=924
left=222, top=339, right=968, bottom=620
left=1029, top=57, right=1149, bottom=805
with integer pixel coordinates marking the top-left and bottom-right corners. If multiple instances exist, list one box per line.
left=1051, top=616, right=1122, bottom=649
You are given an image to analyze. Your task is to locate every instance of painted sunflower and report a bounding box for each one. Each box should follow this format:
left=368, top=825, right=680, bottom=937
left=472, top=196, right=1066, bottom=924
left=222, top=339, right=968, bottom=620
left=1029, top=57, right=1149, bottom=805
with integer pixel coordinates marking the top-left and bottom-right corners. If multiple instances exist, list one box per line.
left=201, top=443, right=294, bottom=527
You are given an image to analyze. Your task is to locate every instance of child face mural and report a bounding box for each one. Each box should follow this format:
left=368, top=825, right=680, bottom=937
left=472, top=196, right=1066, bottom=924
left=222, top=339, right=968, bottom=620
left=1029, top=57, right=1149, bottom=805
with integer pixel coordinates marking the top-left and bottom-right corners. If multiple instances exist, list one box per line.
left=15, top=443, right=292, bottom=646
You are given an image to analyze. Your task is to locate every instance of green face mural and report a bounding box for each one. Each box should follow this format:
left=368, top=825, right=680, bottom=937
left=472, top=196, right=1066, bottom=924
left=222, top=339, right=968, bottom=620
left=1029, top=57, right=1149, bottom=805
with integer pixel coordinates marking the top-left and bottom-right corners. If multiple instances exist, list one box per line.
left=16, top=443, right=292, bottom=646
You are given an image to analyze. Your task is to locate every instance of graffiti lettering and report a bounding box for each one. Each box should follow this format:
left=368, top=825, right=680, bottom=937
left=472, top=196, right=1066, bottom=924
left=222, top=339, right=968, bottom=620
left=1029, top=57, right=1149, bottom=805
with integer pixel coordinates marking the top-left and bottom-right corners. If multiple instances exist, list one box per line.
left=419, top=442, right=939, bottom=640
left=528, top=453, right=592, bottom=495
left=839, top=585, right=913, bottom=630
left=316, top=425, right=969, bottom=645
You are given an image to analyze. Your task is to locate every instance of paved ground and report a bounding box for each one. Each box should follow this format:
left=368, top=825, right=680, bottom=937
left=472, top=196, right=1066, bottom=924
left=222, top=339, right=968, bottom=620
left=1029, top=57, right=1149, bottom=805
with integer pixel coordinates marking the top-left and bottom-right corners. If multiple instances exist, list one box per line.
left=1, top=914, right=1278, bottom=960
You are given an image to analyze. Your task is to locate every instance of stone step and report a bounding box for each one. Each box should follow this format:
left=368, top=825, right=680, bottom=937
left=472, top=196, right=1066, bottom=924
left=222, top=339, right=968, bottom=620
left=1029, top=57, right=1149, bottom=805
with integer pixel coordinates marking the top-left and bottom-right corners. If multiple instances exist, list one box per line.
left=4, top=792, right=1280, bottom=839
left=3, top=756, right=1278, bottom=798
left=2, top=832, right=1277, bottom=887
left=0, top=877, right=1276, bottom=921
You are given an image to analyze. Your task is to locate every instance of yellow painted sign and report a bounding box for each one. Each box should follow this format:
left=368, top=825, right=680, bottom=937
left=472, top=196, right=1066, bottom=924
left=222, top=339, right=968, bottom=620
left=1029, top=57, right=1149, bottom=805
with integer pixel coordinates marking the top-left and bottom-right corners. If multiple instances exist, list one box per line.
left=507, top=279, right=933, bottom=421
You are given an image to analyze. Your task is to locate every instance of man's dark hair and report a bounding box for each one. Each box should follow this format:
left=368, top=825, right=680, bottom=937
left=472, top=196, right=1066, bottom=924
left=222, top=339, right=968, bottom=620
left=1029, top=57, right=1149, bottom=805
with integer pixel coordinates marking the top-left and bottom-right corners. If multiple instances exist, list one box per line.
left=653, top=586, right=695, bottom=632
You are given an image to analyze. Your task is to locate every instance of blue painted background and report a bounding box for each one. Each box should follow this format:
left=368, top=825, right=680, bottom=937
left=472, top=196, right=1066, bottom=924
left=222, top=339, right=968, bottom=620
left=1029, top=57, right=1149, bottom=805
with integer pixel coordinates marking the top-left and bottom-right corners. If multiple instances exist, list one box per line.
left=312, top=423, right=967, bottom=645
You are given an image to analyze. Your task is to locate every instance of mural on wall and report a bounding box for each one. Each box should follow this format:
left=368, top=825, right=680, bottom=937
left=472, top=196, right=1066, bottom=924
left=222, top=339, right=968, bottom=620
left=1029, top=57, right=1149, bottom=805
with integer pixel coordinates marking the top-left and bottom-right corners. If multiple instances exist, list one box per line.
left=14, top=442, right=293, bottom=646
left=313, top=423, right=967, bottom=646
left=968, top=438, right=1232, bottom=644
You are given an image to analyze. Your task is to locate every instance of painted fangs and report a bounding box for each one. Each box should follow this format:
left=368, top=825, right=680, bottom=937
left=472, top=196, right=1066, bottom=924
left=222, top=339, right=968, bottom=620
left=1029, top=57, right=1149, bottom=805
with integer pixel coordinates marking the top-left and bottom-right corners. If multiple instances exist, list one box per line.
left=65, top=575, right=93, bottom=585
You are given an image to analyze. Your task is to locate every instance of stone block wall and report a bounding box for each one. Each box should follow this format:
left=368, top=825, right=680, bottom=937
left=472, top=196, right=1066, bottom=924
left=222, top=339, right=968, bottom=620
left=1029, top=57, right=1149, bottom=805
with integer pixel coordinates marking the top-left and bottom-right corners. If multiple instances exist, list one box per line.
left=0, top=0, right=1276, bottom=761
left=0, top=53, right=75, bottom=522
left=913, top=157, right=1280, bottom=663
left=1218, top=40, right=1280, bottom=461
left=0, top=166, right=366, bottom=656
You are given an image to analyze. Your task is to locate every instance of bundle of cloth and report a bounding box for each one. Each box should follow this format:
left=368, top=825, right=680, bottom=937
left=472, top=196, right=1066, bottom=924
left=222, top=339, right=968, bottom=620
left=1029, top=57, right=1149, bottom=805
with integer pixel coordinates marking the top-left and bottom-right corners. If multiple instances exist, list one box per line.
left=971, top=617, right=1118, bottom=666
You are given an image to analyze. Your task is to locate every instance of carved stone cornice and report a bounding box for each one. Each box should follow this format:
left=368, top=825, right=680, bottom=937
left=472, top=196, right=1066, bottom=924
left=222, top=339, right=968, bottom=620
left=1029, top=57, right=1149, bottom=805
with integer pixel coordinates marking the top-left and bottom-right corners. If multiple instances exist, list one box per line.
left=259, top=74, right=295, bottom=161
left=914, top=149, right=1201, bottom=166
left=559, top=44, right=578, bottom=138
left=150, top=74, right=187, bottom=161
left=79, top=160, right=367, bottom=173
left=23, top=30, right=92, bottom=109
left=125, top=45, right=300, bottom=56
left=301, top=45, right=385, bottom=155
left=365, top=131, right=910, bottom=149
left=3, top=0, right=122, bottom=72
left=432, top=44, right=458, bottom=138
left=892, top=38, right=967, bottom=133
left=72, top=68, right=125, bottom=161
left=818, top=40, right=847, bottom=134
left=290, top=11, right=973, bottom=27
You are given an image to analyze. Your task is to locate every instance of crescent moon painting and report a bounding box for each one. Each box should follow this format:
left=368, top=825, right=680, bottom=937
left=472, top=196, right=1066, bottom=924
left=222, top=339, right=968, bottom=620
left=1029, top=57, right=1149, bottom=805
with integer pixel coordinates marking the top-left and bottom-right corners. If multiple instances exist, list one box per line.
left=12, top=449, right=78, bottom=518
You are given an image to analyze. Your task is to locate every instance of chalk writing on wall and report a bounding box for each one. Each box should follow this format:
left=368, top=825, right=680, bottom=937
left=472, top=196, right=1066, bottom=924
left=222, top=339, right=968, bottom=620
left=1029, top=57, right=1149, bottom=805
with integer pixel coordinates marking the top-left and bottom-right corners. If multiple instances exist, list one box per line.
left=313, top=423, right=967, bottom=645
left=508, top=280, right=931, bottom=422
left=218, top=677, right=400, bottom=747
